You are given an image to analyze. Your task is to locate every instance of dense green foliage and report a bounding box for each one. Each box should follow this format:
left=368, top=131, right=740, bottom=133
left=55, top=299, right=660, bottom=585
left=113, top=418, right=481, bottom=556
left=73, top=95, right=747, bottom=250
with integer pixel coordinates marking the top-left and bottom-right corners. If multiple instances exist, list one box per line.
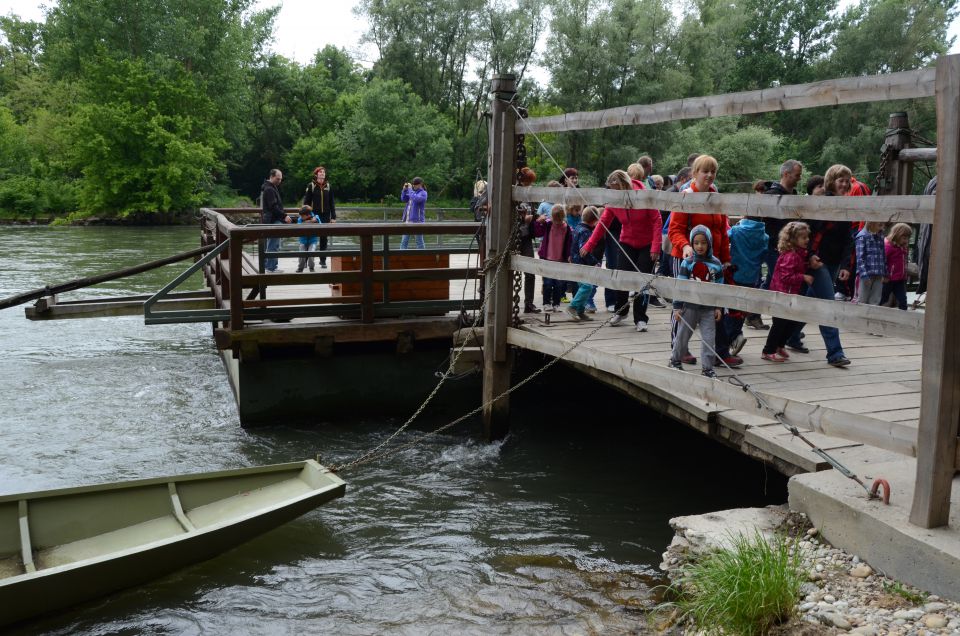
left=0, top=0, right=955, bottom=218
left=670, top=531, right=804, bottom=635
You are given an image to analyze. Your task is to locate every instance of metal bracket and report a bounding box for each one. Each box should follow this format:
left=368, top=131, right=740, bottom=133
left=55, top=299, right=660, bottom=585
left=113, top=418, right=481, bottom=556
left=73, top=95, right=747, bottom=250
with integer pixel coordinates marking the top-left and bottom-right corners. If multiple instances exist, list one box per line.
left=144, top=240, right=231, bottom=325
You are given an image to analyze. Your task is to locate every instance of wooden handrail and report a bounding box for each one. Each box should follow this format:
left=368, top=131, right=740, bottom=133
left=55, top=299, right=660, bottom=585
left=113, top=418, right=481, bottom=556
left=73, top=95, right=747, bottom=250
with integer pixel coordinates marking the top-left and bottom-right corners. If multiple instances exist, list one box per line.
left=514, top=186, right=935, bottom=224
left=521, top=67, right=936, bottom=133
left=512, top=255, right=923, bottom=340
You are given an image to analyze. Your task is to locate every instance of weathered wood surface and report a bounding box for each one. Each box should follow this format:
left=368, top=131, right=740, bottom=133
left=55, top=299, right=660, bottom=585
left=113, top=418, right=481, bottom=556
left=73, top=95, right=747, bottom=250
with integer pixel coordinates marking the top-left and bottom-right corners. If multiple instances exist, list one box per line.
left=898, top=147, right=937, bottom=163
left=511, top=255, right=923, bottom=340
left=911, top=55, right=960, bottom=528
left=520, top=67, right=936, bottom=133
left=514, top=186, right=935, bottom=224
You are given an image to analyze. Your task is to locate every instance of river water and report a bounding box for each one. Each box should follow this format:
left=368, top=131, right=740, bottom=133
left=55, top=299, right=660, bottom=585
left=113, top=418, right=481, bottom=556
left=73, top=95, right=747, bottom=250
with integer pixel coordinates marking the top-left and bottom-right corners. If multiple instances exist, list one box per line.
left=0, top=226, right=787, bottom=635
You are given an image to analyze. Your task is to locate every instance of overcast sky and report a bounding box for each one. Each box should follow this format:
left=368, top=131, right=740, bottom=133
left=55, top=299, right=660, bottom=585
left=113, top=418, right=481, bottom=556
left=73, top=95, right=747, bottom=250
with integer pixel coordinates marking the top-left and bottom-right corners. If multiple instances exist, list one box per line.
left=2, top=0, right=958, bottom=77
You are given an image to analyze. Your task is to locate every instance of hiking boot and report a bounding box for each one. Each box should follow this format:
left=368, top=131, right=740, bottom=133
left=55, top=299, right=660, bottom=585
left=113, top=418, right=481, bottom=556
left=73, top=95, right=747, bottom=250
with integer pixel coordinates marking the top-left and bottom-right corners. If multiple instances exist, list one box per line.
left=828, top=356, right=852, bottom=367
left=730, top=334, right=747, bottom=355
left=701, top=368, right=718, bottom=378
left=745, top=315, right=769, bottom=330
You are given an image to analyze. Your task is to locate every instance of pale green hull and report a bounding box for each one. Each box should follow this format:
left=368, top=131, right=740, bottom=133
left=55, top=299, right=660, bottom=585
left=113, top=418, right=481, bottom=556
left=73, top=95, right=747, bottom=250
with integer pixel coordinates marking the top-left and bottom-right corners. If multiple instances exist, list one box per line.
left=0, top=460, right=345, bottom=627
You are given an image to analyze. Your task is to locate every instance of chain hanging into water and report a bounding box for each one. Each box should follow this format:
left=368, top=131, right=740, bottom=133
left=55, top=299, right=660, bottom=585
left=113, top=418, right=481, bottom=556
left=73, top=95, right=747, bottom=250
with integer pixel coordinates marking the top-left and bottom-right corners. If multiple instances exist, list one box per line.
left=512, top=104, right=882, bottom=500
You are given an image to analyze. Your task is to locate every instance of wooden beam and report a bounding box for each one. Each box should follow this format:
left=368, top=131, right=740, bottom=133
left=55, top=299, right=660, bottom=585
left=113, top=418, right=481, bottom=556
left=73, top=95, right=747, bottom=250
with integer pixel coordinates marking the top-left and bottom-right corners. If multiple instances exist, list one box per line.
left=511, top=255, right=923, bottom=340
left=514, top=186, right=935, bottom=224
left=911, top=54, right=960, bottom=528
left=521, top=67, right=936, bottom=133
left=899, top=147, right=937, bottom=163
left=25, top=297, right=215, bottom=320
left=507, top=327, right=918, bottom=457
left=214, top=316, right=462, bottom=349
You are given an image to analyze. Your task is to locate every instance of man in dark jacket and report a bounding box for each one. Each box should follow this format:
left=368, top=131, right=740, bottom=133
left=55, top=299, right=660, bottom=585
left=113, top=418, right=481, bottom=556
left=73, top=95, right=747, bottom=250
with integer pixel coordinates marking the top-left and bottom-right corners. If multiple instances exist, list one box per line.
left=261, top=168, right=291, bottom=273
left=302, top=166, right=337, bottom=268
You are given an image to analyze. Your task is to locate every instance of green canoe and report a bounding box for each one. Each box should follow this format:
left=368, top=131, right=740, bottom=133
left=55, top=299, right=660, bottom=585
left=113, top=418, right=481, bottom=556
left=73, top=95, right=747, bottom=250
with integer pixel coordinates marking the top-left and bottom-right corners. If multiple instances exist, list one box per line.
left=0, top=459, right=345, bottom=627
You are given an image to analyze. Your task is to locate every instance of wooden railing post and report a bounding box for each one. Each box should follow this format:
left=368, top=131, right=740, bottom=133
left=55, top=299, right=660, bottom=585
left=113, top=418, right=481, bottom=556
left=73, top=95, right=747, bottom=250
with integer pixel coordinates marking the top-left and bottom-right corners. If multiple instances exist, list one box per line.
left=910, top=54, right=960, bottom=528
left=482, top=74, right=517, bottom=441
left=360, top=235, right=374, bottom=323
left=880, top=111, right=914, bottom=196
left=228, top=231, right=244, bottom=331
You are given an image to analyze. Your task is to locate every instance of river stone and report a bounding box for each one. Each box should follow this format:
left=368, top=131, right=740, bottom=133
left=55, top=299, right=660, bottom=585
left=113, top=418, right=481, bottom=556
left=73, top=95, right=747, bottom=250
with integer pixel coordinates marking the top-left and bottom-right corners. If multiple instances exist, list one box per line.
left=824, top=594, right=837, bottom=603
left=807, top=527, right=819, bottom=537
left=666, top=506, right=788, bottom=553
left=851, top=626, right=878, bottom=636
left=923, top=614, right=948, bottom=629
left=923, top=601, right=948, bottom=612
left=849, top=564, right=873, bottom=578
left=893, top=608, right=924, bottom=620
left=821, top=612, right=852, bottom=630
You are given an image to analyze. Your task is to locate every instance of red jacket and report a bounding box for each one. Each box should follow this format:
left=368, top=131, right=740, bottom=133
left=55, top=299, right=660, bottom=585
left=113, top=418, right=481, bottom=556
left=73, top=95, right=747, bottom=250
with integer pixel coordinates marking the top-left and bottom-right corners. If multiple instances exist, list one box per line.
left=668, top=182, right=731, bottom=263
left=770, top=248, right=808, bottom=295
left=885, top=239, right=908, bottom=282
left=583, top=179, right=661, bottom=255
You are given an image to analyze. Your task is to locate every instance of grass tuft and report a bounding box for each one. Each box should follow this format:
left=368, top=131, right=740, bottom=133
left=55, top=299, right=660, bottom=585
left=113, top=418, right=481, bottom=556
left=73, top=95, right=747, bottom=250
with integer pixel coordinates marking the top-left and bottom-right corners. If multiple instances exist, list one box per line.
left=669, top=531, right=804, bottom=635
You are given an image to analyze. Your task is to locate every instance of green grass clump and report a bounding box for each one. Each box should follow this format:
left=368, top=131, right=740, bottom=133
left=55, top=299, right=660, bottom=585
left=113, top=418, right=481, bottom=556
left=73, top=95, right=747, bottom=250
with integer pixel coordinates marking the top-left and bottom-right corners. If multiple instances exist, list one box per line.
left=672, top=531, right=803, bottom=635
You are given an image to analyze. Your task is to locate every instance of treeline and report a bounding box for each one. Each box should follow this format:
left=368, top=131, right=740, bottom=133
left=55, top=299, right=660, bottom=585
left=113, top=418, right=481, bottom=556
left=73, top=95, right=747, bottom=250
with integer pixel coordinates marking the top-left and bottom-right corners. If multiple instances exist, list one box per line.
left=0, top=0, right=954, bottom=219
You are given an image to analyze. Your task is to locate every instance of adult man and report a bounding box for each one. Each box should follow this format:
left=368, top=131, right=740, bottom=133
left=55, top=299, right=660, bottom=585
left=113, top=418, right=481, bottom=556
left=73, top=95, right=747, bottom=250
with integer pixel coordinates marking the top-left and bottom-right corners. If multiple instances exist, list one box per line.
left=638, top=155, right=657, bottom=191
left=750, top=160, right=803, bottom=329
left=260, top=168, right=291, bottom=272
left=302, top=166, right=337, bottom=268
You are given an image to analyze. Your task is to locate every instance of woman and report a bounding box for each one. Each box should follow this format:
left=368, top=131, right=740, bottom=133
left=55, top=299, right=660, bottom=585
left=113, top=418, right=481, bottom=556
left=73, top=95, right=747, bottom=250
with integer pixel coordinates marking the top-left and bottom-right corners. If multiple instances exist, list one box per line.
left=580, top=169, right=660, bottom=331
left=400, top=177, right=428, bottom=249
left=302, top=166, right=337, bottom=268
left=666, top=155, right=739, bottom=367
left=786, top=164, right=852, bottom=367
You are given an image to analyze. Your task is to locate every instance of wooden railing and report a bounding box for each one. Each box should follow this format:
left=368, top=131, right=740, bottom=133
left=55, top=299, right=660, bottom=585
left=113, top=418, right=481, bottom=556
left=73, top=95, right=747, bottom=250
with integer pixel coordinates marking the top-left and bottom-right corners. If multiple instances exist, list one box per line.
left=484, top=57, right=960, bottom=527
left=199, top=209, right=483, bottom=328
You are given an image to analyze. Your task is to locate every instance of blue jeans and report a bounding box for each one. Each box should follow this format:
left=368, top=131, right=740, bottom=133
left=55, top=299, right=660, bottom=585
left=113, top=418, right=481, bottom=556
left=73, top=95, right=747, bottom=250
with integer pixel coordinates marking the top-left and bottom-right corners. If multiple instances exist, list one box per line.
left=263, top=221, right=284, bottom=271
left=790, top=265, right=845, bottom=361
left=400, top=233, right=425, bottom=249
left=571, top=283, right=597, bottom=312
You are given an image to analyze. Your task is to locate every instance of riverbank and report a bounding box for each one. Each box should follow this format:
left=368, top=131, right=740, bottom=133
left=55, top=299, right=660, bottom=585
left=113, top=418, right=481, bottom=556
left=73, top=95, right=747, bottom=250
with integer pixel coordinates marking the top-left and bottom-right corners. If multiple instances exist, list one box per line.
left=659, top=506, right=960, bottom=634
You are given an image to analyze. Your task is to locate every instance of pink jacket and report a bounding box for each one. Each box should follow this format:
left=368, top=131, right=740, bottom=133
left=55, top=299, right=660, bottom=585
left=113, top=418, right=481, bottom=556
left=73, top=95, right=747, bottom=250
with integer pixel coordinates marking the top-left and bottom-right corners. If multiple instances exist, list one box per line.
left=582, top=180, right=661, bottom=254
left=770, top=248, right=808, bottom=295
left=885, top=239, right=907, bottom=282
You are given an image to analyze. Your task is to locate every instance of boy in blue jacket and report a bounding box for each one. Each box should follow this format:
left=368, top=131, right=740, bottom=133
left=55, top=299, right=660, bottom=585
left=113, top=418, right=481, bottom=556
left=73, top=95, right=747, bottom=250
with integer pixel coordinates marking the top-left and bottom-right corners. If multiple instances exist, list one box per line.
left=567, top=208, right=603, bottom=321
left=725, top=216, right=768, bottom=354
left=670, top=225, right=724, bottom=377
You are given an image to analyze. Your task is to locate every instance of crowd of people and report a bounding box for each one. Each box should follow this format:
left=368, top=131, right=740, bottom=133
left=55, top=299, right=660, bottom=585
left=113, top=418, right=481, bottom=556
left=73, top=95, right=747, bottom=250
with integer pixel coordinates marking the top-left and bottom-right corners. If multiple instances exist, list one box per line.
left=504, top=154, right=918, bottom=377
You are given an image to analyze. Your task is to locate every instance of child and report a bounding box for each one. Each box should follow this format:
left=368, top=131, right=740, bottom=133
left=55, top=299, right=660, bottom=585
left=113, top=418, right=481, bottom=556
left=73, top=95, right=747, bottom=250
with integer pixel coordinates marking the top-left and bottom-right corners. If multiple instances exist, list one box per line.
left=855, top=221, right=886, bottom=306
left=725, top=216, right=769, bottom=355
left=567, top=207, right=603, bottom=321
left=534, top=205, right=572, bottom=311
left=761, top=222, right=815, bottom=362
left=882, top=223, right=912, bottom=310
left=296, top=205, right=320, bottom=272
left=669, top=225, right=724, bottom=378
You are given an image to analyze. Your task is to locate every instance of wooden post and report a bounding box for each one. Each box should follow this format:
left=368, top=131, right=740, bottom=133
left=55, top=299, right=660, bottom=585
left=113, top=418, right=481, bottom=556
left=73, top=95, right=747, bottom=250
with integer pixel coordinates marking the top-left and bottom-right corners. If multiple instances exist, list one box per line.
left=360, top=235, right=374, bottom=323
left=482, top=74, right=517, bottom=441
left=910, top=54, right=960, bottom=528
left=228, top=233, right=243, bottom=331
left=882, top=112, right=914, bottom=196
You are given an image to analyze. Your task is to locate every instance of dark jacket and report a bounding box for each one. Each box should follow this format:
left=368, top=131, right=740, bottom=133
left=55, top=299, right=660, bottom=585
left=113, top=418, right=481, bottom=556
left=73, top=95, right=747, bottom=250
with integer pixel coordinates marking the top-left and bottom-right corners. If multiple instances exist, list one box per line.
left=762, top=181, right=794, bottom=253
left=303, top=181, right=336, bottom=223
left=571, top=222, right=602, bottom=266
left=261, top=180, right=286, bottom=223
left=810, top=192, right=854, bottom=269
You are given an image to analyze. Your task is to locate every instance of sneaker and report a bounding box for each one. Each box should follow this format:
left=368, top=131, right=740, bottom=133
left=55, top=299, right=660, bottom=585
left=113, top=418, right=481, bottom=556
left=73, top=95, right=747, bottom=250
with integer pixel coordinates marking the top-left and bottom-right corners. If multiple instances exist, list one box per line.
left=635, top=320, right=648, bottom=332
left=681, top=353, right=697, bottom=365
left=552, top=304, right=561, bottom=312
left=776, top=347, right=790, bottom=359
left=524, top=303, right=541, bottom=314
left=828, top=356, right=852, bottom=367
left=834, top=292, right=846, bottom=301
left=745, top=315, right=769, bottom=330
left=266, top=268, right=283, bottom=273
left=701, top=368, right=718, bottom=378
left=309, top=267, right=315, bottom=272
left=565, top=305, right=581, bottom=321
left=668, top=359, right=683, bottom=370
left=761, top=352, right=787, bottom=362
left=320, top=260, right=328, bottom=269
left=719, top=355, right=743, bottom=368
left=560, top=295, right=571, bottom=303
left=578, top=311, right=592, bottom=321
left=786, top=343, right=810, bottom=354
left=585, top=302, right=597, bottom=313
left=730, top=334, right=747, bottom=355
left=296, top=267, right=304, bottom=273
left=648, top=295, right=665, bottom=308
left=609, top=314, right=625, bottom=326
left=606, top=305, right=616, bottom=313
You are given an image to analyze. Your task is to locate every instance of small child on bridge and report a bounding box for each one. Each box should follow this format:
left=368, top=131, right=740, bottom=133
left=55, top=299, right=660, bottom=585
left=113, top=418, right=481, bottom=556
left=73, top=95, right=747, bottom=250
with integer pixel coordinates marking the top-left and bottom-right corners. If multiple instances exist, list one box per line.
left=296, top=205, right=321, bottom=273
left=762, top=222, right=814, bottom=362
left=669, top=225, right=724, bottom=378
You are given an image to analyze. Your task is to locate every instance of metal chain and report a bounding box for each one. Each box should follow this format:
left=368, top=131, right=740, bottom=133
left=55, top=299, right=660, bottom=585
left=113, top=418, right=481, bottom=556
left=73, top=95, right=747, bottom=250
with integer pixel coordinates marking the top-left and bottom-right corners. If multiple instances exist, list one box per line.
left=874, top=142, right=892, bottom=194
left=511, top=130, right=528, bottom=328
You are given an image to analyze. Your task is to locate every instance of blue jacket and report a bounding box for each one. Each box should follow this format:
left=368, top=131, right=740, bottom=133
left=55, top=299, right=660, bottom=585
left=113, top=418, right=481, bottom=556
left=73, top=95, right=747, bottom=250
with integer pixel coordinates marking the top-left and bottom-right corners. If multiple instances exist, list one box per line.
left=571, top=222, right=602, bottom=266
left=297, top=213, right=321, bottom=246
left=401, top=187, right=428, bottom=223
left=728, top=219, right=768, bottom=285
left=674, top=224, right=724, bottom=310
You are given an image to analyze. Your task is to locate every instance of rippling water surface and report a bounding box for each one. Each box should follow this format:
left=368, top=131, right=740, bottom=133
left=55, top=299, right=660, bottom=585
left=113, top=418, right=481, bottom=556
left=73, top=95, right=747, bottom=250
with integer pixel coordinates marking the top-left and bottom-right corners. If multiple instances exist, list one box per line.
left=0, top=226, right=787, bottom=635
